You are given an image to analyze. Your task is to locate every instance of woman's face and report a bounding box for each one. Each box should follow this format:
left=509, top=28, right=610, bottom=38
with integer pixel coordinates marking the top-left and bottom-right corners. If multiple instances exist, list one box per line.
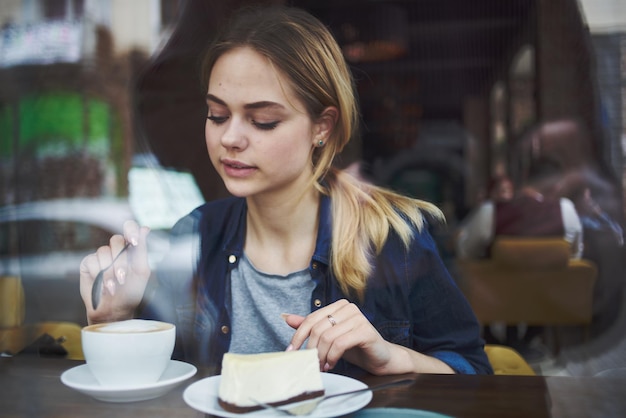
left=205, top=47, right=325, bottom=200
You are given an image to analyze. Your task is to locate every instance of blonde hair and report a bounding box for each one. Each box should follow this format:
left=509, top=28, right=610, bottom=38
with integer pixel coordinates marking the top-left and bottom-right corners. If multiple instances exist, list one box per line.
left=202, top=6, right=443, bottom=300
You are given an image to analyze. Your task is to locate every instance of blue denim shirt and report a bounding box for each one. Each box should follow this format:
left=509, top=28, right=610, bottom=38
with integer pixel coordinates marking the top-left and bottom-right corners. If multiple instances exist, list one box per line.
left=142, top=195, right=492, bottom=375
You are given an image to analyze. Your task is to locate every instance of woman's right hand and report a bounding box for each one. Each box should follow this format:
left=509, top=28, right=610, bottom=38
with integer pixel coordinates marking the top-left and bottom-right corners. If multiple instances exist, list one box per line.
left=79, top=220, right=152, bottom=324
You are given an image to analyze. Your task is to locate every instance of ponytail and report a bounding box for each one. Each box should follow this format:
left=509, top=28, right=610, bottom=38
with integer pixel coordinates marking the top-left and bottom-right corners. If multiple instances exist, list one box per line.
left=321, top=168, right=444, bottom=300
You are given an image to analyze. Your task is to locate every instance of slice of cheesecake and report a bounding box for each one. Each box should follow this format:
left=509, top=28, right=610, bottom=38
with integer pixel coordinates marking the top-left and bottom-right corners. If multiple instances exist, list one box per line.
left=218, top=349, right=325, bottom=413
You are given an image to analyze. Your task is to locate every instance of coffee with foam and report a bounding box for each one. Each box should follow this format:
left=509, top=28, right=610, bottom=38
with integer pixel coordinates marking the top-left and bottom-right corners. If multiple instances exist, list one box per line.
left=85, top=319, right=172, bottom=333
left=82, top=319, right=175, bottom=387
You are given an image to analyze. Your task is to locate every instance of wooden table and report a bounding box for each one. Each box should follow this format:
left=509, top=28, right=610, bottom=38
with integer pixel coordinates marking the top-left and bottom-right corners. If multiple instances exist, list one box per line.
left=1, top=355, right=624, bottom=417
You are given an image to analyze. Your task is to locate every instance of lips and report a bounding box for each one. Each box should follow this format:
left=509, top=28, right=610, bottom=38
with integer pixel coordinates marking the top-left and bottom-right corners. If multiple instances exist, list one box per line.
left=222, top=158, right=253, bottom=169
left=221, top=158, right=257, bottom=178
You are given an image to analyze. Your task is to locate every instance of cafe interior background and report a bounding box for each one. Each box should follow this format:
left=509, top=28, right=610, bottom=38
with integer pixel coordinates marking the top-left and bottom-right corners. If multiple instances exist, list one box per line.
left=1, top=0, right=625, bottom=377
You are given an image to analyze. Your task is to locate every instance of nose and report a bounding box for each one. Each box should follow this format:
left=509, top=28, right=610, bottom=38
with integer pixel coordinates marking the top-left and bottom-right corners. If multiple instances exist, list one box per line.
left=219, top=117, right=247, bottom=150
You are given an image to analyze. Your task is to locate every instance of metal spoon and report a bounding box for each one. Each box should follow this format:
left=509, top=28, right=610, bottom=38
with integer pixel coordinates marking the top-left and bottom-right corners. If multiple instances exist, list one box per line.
left=91, top=242, right=131, bottom=310
left=250, top=377, right=415, bottom=416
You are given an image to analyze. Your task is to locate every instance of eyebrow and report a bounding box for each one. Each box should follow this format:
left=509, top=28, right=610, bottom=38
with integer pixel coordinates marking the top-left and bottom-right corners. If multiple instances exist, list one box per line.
left=205, top=94, right=285, bottom=111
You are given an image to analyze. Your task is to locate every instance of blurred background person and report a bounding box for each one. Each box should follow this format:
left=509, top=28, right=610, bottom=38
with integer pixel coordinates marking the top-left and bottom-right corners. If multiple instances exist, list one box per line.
left=457, top=158, right=582, bottom=260
left=456, top=158, right=583, bottom=354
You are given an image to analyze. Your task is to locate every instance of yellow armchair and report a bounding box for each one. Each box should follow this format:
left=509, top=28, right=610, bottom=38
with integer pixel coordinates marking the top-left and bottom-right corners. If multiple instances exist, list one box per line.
left=0, top=276, right=25, bottom=328
left=457, top=237, right=597, bottom=350
left=0, top=276, right=84, bottom=360
left=484, top=344, right=536, bottom=375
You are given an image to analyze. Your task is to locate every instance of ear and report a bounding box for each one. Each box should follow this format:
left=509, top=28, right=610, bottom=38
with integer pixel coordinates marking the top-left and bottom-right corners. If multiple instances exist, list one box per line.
left=312, top=106, right=338, bottom=146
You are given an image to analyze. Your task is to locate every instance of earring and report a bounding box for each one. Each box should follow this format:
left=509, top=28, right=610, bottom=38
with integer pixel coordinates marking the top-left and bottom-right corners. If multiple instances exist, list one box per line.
left=317, top=140, right=324, bottom=147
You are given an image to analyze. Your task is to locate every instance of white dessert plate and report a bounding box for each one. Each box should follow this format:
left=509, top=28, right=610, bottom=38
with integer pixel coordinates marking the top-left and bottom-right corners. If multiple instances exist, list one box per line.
left=61, top=360, right=197, bottom=403
left=183, top=373, right=372, bottom=417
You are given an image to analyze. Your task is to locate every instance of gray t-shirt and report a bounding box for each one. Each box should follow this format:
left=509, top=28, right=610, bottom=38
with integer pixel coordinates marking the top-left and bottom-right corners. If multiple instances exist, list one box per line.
left=228, top=253, right=315, bottom=354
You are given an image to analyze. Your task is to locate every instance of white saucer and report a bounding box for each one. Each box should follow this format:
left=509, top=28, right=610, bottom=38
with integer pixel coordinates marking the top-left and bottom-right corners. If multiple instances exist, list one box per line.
left=61, top=360, right=197, bottom=403
left=183, top=373, right=372, bottom=417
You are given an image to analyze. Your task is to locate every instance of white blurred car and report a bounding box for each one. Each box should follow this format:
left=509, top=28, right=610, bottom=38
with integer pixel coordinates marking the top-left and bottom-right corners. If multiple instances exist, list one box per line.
left=0, top=198, right=169, bottom=326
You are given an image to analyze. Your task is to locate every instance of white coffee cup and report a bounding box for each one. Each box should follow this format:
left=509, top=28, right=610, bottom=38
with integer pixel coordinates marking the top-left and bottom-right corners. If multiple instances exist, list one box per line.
left=81, top=319, right=175, bottom=387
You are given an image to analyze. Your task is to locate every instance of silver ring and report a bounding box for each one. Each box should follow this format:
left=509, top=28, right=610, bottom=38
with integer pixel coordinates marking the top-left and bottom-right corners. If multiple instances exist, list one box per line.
left=327, top=314, right=337, bottom=327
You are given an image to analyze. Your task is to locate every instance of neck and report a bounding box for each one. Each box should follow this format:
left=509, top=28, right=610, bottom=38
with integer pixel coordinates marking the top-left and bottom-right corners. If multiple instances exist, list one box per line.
left=244, top=186, right=321, bottom=274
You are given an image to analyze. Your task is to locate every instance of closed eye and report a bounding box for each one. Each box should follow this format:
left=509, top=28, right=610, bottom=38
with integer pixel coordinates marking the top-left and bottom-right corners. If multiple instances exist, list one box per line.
left=252, top=120, right=279, bottom=130
left=207, top=115, right=228, bottom=124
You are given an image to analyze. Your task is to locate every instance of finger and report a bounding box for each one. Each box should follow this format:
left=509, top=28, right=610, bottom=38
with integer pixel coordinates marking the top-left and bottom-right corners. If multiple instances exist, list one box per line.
left=94, top=233, right=131, bottom=307
left=79, top=252, right=101, bottom=285
left=283, top=313, right=305, bottom=330
left=311, top=321, right=346, bottom=371
left=115, top=226, right=151, bottom=306
left=321, top=306, right=371, bottom=369
left=123, top=220, right=141, bottom=247
left=289, top=299, right=349, bottom=349
left=105, top=276, right=117, bottom=296
left=95, top=244, right=114, bottom=273
left=308, top=303, right=370, bottom=370
left=108, top=234, right=128, bottom=285
left=305, top=313, right=339, bottom=351
left=121, top=222, right=151, bottom=277
left=81, top=247, right=110, bottom=314
left=309, top=307, right=358, bottom=368
left=79, top=253, right=101, bottom=307
left=322, top=323, right=366, bottom=371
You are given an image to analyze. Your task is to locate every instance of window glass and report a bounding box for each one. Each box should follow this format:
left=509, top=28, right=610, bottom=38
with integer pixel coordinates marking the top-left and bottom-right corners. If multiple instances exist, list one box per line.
left=0, top=220, right=112, bottom=255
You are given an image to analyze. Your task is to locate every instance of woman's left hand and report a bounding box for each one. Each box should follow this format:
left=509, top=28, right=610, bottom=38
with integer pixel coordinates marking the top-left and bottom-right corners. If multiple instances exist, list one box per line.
left=285, top=299, right=455, bottom=375
left=284, top=299, right=397, bottom=375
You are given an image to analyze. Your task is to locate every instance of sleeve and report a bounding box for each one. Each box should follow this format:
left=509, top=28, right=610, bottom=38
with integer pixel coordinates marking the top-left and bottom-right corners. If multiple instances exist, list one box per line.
left=396, top=226, right=493, bottom=374
left=409, top=266, right=492, bottom=374
left=560, top=198, right=584, bottom=258
left=456, top=202, right=494, bottom=259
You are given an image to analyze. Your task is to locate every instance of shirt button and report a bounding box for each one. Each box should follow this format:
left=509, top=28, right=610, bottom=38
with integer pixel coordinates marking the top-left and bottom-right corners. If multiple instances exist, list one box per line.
left=221, top=325, right=230, bottom=334
left=228, top=255, right=237, bottom=264
left=311, top=262, right=319, bottom=270
left=314, top=299, right=322, bottom=308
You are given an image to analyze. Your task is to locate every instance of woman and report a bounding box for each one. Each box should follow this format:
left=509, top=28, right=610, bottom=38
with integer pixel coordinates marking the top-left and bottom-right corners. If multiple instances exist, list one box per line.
left=80, top=6, right=492, bottom=375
